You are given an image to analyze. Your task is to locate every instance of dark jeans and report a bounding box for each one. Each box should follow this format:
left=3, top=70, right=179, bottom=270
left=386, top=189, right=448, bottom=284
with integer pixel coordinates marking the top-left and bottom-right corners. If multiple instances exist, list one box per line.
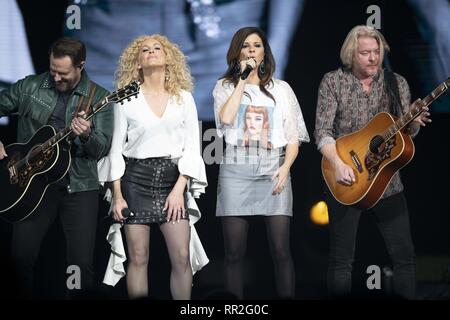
left=326, top=191, right=416, bottom=299
left=11, top=185, right=98, bottom=298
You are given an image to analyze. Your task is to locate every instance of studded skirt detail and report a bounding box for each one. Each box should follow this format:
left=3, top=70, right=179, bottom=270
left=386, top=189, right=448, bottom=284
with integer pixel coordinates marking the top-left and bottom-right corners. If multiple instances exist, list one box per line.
left=121, top=157, right=188, bottom=225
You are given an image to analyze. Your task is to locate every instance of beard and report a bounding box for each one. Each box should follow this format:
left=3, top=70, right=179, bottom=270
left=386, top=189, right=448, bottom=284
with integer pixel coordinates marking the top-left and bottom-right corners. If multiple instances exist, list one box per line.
left=55, top=80, right=73, bottom=93
left=365, top=65, right=379, bottom=76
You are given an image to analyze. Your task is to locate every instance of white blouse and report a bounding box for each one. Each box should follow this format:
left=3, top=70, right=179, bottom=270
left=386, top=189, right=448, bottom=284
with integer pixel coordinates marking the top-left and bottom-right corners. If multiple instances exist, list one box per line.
left=213, top=78, right=310, bottom=148
left=98, top=88, right=207, bottom=193
left=98, top=88, right=209, bottom=286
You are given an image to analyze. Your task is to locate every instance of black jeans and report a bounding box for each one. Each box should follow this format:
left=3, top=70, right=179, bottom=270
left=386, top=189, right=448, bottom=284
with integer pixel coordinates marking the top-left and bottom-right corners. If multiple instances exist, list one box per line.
left=11, top=185, right=98, bottom=298
left=326, top=191, right=416, bottom=299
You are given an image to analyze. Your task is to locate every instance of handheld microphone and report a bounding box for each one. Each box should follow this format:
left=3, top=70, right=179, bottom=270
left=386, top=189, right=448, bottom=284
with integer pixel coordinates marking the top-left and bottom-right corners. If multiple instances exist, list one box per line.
left=104, top=207, right=134, bottom=224
left=240, top=64, right=254, bottom=80
left=121, top=208, right=134, bottom=218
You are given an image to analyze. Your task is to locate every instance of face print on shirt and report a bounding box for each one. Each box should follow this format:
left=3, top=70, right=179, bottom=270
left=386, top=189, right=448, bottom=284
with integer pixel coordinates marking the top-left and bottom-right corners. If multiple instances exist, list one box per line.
left=238, top=104, right=274, bottom=149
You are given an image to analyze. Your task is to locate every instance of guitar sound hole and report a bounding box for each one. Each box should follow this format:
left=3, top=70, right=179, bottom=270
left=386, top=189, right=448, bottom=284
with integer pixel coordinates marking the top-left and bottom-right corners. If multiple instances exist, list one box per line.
left=369, top=135, right=384, bottom=154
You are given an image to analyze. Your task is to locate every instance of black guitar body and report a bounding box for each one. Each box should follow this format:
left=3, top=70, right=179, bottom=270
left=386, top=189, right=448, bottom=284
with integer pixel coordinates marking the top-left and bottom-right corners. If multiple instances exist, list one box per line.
left=0, top=125, right=70, bottom=223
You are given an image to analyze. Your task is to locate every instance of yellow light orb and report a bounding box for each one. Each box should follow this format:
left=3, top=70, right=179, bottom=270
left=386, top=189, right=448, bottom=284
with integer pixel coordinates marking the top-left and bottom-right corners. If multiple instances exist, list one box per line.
left=310, top=201, right=329, bottom=225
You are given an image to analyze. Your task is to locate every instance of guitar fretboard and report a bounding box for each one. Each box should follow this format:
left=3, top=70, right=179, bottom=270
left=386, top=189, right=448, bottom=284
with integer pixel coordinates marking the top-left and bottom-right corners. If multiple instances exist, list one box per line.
left=27, top=81, right=140, bottom=162
left=382, top=78, right=450, bottom=141
left=30, top=97, right=110, bottom=158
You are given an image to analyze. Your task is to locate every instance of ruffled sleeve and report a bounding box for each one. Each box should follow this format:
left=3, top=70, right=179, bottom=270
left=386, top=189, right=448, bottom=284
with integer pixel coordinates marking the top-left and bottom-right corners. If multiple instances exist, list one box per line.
left=212, top=79, right=234, bottom=138
left=178, top=92, right=208, bottom=197
left=99, top=103, right=129, bottom=287
left=177, top=92, right=209, bottom=274
left=280, top=80, right=310, bottom=145
left=102, top=222, right=126, bottom=286
left=97, top=102, right=128, bottom=183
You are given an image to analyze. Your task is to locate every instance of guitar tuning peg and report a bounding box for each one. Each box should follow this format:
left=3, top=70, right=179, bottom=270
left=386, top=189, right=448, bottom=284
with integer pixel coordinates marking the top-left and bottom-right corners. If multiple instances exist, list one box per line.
left=120, top=101, right=124, bottom=105
left=128, top=98, right=131, bottom=101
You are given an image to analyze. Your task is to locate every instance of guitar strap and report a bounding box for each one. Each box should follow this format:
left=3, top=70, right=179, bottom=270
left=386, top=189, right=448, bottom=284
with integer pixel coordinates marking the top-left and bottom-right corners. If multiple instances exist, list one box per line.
left=75, top=82, right=97, bottom=115
left=384, top=70, right=403, bottom=118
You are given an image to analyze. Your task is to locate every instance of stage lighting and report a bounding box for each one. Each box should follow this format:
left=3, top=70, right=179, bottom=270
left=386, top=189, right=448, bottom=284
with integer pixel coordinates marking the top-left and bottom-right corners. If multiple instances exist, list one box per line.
left=310, top=201, right=329, bottom=225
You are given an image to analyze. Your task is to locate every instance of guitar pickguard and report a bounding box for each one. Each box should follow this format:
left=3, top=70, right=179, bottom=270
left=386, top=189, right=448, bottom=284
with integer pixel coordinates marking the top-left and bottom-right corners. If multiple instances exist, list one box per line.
left=365, top=136, right=396, bottom=181
left=8, top=146, right=55, bottom=187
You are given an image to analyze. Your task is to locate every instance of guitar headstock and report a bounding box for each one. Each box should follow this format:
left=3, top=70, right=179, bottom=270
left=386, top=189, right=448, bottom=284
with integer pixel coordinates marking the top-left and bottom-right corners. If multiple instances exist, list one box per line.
left=108, top=80, right=140, bottom=104
left=425, top=77, right=450, bottom=105
left=445, top=77, right=450, bottom=88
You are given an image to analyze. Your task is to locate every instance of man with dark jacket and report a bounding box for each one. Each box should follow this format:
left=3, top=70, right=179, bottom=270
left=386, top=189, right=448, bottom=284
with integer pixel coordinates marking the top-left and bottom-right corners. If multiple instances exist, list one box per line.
left=0, top=37, right=114, bottom=298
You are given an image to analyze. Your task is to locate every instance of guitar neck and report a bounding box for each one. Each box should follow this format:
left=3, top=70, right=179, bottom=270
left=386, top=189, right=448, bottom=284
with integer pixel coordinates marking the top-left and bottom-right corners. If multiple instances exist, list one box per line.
left=44, top=97, right=111, bottom=150
left=382, top=78, right=450, bottom=141
left=24, top=80, right=140, bottom=164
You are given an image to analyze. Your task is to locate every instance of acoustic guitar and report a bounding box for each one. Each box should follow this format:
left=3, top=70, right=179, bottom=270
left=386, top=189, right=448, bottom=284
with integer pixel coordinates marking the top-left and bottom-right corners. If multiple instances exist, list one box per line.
left=322, top=78, right=449, bottom=209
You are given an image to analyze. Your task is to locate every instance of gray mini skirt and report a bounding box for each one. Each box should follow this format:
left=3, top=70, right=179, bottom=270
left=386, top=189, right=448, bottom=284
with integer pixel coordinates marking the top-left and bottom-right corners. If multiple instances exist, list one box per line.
left=216, top=145, right=293, bottom=217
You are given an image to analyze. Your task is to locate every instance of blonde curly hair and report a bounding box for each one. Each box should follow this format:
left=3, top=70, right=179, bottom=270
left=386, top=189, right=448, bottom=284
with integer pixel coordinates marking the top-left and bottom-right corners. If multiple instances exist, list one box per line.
left=115, top=34, right=193, bottom=101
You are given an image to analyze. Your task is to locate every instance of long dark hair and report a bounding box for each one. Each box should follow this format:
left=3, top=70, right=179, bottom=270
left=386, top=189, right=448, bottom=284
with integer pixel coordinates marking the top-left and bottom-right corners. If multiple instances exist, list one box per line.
left=220, top=27, right=276, bottom=104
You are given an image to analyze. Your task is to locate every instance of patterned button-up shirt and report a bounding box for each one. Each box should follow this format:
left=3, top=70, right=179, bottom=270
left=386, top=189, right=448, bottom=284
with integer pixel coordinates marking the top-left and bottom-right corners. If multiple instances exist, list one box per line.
left=314, top=68, right=416, bottom=199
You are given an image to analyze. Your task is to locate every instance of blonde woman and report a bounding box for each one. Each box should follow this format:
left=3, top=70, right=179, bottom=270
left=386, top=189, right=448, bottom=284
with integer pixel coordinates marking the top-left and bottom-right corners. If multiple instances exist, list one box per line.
left=99, top=35, right=207, bottom=299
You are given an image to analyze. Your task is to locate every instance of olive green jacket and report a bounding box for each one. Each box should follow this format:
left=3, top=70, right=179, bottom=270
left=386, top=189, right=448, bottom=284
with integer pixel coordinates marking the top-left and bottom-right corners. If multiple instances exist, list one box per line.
left=0, top=71, right=114, bottom=193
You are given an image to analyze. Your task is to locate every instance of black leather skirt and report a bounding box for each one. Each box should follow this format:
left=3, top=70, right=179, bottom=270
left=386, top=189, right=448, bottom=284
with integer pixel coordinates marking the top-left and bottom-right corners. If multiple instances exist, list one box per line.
left=121, top=157, right=188, bottom=225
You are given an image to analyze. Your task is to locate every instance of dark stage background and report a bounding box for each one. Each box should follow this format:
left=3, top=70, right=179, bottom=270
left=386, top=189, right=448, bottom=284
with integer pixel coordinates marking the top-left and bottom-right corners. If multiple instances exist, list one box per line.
left=0, top=0, right=449, bottom=299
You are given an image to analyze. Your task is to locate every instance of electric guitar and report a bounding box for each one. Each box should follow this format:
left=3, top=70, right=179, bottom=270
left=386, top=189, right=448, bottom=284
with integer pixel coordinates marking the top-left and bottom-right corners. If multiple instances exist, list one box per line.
left=322, top=78, right=450, bottom=210
left=0, top=81, right=140, bottom=223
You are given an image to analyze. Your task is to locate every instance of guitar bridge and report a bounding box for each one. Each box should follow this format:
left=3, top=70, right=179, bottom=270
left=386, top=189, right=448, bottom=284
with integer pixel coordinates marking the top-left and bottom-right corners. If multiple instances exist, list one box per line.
left=349, top=150, right=363, bottom=173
